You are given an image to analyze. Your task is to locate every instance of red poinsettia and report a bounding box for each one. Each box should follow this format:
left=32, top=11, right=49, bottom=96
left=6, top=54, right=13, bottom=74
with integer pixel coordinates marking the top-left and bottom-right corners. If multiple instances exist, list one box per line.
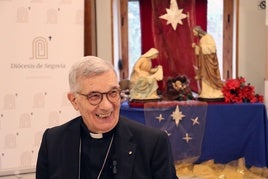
left=222, top=77, right=264, bottom=103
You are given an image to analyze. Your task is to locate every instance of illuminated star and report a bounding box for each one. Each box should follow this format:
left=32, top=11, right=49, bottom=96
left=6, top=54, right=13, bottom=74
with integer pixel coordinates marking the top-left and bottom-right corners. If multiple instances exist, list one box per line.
left=191, top=117, right=200, bottom=125
left=164, top=130, right=172, bottom=136
left=171, top=105, right=185, bottom=126
left=156, top=114, right=165, bottom=122
left=159, top=0, right=187, bottom=30
left=183, top=133, right=192, bottom=143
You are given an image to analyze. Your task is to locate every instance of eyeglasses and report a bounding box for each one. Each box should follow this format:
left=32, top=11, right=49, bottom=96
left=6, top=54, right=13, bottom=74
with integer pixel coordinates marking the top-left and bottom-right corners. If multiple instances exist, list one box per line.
left=77, top=88, right=121, bottom=105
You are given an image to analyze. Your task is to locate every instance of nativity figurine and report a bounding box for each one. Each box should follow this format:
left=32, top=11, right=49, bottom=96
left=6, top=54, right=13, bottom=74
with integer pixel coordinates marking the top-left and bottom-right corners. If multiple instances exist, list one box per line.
left=165, top=75, right=194, bottom=101
left=129, top=48, right=163, bottom=101
left=192, top=26, right=224, bottom=101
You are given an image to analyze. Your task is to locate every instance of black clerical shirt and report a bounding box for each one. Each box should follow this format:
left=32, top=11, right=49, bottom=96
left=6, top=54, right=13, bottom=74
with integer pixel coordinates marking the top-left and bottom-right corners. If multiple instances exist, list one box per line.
left=80, top=121, right=116, bottom=179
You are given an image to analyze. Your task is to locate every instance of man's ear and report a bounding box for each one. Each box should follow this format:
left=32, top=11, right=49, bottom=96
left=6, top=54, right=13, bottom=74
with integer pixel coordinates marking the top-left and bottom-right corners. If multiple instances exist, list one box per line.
left=67, top=92, right=79, bottom=111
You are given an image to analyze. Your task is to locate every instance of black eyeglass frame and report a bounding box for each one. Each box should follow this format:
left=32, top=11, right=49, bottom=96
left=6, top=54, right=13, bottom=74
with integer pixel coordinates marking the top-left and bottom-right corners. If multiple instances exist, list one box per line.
left=76, top=87, right=121, bottom=105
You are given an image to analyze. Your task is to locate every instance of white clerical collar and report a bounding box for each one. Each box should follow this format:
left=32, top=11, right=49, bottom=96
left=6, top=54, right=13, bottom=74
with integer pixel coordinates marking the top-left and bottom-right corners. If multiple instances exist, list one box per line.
left=89, top=132, right=103, bottom=139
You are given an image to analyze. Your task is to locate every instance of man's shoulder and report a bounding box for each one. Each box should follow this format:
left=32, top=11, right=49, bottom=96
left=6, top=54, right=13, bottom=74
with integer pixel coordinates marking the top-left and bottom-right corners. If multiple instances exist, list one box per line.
left=117, top=117, right=170, bottom=150
left=119, top=116, right=165, bottom=136
left=45, top=116, right=81, bottom=134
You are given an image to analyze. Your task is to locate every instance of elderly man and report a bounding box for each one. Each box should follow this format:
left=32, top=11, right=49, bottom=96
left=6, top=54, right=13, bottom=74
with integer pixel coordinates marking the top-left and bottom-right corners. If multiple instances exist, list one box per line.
left=36, top=56, right=178, bottom=179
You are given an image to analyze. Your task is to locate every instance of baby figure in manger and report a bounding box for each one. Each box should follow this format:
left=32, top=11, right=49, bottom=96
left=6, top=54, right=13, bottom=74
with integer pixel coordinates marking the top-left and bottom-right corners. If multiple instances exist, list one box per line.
left=165, top=75, right=194, bottom=101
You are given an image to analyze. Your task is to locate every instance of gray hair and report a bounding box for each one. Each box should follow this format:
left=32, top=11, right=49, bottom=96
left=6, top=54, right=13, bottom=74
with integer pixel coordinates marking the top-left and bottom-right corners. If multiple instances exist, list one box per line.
left=68, top=56, right=116, bottom=92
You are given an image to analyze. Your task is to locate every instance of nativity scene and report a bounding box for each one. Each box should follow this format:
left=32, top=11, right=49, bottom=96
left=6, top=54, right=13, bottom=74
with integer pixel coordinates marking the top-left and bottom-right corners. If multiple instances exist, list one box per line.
left=127, top=0, right=225, bottom=103
left=126, top=0, right=263, bottom=104
left=120, top=0, right=265, bottom=178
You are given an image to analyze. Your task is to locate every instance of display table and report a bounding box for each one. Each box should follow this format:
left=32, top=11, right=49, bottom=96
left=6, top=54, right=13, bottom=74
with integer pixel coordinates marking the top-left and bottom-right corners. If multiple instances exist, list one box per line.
left=120, top=101, right=268, bottom=168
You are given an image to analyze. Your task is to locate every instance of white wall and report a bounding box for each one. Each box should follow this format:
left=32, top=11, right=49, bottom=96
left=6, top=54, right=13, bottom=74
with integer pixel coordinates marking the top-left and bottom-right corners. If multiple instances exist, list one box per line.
left=238, top=0, right=266, bottom=95
left=96, top=0, right=113, bottom=62
left=96, top=0, right=120, bottom=79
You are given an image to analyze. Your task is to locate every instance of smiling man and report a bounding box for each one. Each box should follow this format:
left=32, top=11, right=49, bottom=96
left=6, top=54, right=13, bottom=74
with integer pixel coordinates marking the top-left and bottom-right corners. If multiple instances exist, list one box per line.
left=36, top=56, right=178, bottom=179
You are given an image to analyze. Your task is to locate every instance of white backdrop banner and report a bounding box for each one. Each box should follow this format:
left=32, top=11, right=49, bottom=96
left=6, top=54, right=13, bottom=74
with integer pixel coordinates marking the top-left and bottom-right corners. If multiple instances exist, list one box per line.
left=0, top=0, right=84, bottom=174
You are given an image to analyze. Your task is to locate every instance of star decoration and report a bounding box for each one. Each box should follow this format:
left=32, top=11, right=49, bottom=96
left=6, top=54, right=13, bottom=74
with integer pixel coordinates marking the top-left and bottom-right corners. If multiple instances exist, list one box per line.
left=164, top=130, right=172, bottom=136
left=159, top=0, right=187, bottom=30
left=191, top=117, right=200, bottom=125
left=182, top=133, right=192, bottom=143
left=156, top=114, right=165, bottom=122
left=171, top=105, right=185, bottom=126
